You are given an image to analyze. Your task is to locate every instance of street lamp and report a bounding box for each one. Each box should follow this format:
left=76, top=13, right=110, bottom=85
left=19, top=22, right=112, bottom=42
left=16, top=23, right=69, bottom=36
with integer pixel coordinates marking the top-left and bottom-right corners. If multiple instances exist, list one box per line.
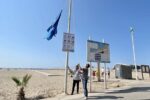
left=130, top=27, right=138, bottom=80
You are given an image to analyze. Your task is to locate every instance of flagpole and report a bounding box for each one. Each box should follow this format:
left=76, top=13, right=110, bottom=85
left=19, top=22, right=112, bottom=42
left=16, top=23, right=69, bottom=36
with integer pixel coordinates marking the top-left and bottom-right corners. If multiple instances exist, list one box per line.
left=64, top=0, right=72, bottom=94
left=130, top=27, right=138, bottom=80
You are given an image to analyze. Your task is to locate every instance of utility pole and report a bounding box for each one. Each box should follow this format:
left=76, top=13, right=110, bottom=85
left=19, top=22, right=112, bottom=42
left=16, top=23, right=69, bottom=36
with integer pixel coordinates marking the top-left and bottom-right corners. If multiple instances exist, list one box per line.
left=64, top=0, right=72, bottom=94
left=130, top=27, right=138, bottom=80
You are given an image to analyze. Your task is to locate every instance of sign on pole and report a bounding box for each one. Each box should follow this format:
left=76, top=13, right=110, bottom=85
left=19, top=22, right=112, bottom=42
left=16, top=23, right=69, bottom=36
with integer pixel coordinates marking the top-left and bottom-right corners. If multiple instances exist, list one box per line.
left=87, top=40, right=110, bottom=63
left=63, top=32, right=74, bottom=94
left=63, top=33, right=75, bottom=52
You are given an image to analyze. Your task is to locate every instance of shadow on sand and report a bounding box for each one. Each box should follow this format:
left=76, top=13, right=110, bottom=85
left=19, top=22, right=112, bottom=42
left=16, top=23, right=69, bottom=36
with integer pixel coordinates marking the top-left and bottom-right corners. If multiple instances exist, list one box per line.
left=26, top=95, right=47, bottom=100
left=107, top=86, right=150, bottom=94
left=140, top=99, right=150, bottom=100
left=88, top=95, right=124, bottom=100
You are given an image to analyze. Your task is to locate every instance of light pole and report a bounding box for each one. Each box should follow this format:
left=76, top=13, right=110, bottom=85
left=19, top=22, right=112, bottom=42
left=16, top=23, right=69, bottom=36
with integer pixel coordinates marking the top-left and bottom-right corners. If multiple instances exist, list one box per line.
left=64, top=0, right=72, bottom=94
left=130, top=27, right=138, bottom=80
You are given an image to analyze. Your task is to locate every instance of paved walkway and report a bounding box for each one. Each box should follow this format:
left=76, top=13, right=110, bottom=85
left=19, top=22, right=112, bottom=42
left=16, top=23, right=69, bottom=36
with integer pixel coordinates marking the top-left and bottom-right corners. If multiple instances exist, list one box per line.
left=32, top=70, right=62, bottom=76
left=43, top=81, right=150, bottom=100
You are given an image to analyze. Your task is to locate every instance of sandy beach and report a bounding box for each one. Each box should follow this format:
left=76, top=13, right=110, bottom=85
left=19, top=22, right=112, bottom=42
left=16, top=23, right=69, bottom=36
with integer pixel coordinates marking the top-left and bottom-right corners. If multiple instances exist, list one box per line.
left=0, top=69, right=150, bottom=100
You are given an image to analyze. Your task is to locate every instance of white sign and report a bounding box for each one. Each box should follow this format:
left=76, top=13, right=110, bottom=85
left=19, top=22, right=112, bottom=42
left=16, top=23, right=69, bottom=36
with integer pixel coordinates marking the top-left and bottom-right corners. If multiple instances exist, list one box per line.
left=62, top=33, right=74, bottom=52
left=87, top=40, right=110, bottom=63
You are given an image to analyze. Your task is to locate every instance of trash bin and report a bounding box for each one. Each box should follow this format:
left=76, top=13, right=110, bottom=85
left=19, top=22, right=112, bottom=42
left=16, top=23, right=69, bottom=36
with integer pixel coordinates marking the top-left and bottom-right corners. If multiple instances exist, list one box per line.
left=115, top=64, right=132, bottom=79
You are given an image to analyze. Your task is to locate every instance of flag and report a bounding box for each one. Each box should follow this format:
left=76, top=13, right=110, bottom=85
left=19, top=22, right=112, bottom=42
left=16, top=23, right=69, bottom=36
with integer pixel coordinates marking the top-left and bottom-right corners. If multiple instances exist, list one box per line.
left=47, top=10, right=62, bottom=40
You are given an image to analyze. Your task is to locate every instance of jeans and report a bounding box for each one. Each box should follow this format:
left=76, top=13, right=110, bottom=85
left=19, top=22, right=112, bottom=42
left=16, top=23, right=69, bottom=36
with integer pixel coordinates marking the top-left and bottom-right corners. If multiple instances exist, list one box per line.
left=71, top=80, right=80, bottom=94
left=82, top=79, right=88, bottom=97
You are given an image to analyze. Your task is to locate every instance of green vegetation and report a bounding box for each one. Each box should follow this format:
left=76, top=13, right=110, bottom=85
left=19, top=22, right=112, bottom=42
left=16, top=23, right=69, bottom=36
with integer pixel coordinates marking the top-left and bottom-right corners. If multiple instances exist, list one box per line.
left=12, top=74, right=32, bottom=100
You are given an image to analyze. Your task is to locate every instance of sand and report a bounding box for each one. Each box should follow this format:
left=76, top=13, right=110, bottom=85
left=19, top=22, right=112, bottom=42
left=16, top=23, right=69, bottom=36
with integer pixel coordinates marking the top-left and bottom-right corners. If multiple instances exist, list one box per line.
left=0, top=69, right=150, bottom=100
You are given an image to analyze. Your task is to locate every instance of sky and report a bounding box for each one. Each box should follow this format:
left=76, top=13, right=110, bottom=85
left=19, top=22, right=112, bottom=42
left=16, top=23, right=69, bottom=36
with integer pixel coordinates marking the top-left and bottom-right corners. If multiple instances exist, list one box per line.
left=0, top=0, right=150, bottom=68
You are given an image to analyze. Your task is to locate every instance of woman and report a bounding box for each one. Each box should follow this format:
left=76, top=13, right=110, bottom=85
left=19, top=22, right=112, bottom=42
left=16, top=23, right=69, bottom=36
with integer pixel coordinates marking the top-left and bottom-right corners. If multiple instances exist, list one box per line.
left=68, top=64, right=81, bottom=95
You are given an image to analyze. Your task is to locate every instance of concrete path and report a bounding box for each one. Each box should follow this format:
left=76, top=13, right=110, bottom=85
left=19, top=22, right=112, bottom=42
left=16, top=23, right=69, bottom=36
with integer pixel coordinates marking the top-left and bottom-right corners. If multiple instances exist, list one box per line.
left=44, top=81, right=150, bottom=100
left=32, top=70, right=62, bottom=76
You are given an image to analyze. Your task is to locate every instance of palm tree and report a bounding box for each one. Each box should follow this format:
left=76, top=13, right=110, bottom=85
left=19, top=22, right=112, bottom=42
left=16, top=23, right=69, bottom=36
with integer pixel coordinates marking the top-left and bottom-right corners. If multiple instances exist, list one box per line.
left=12, top=74, right=32, bottom=100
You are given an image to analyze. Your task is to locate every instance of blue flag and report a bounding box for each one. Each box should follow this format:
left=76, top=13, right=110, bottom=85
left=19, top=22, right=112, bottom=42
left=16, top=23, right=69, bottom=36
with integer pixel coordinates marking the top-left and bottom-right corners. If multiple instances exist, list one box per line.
left=47, top=10, right=62, bottom=40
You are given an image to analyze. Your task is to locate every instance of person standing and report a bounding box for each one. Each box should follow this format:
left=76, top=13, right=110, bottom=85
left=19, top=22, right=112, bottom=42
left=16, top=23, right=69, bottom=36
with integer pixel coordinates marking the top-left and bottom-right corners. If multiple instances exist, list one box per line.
left=68, top=64, right=81, bottom=95
left=80, top=64, right=90, bottom=99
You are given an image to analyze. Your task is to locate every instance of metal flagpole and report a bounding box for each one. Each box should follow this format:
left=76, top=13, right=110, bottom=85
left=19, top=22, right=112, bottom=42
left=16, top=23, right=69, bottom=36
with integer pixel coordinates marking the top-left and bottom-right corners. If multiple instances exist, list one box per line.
left=103, top=39, right=107, bottom=89
left=130, top=27, right=138, bottom=80
left=64, top=0, right=72, bottom=94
